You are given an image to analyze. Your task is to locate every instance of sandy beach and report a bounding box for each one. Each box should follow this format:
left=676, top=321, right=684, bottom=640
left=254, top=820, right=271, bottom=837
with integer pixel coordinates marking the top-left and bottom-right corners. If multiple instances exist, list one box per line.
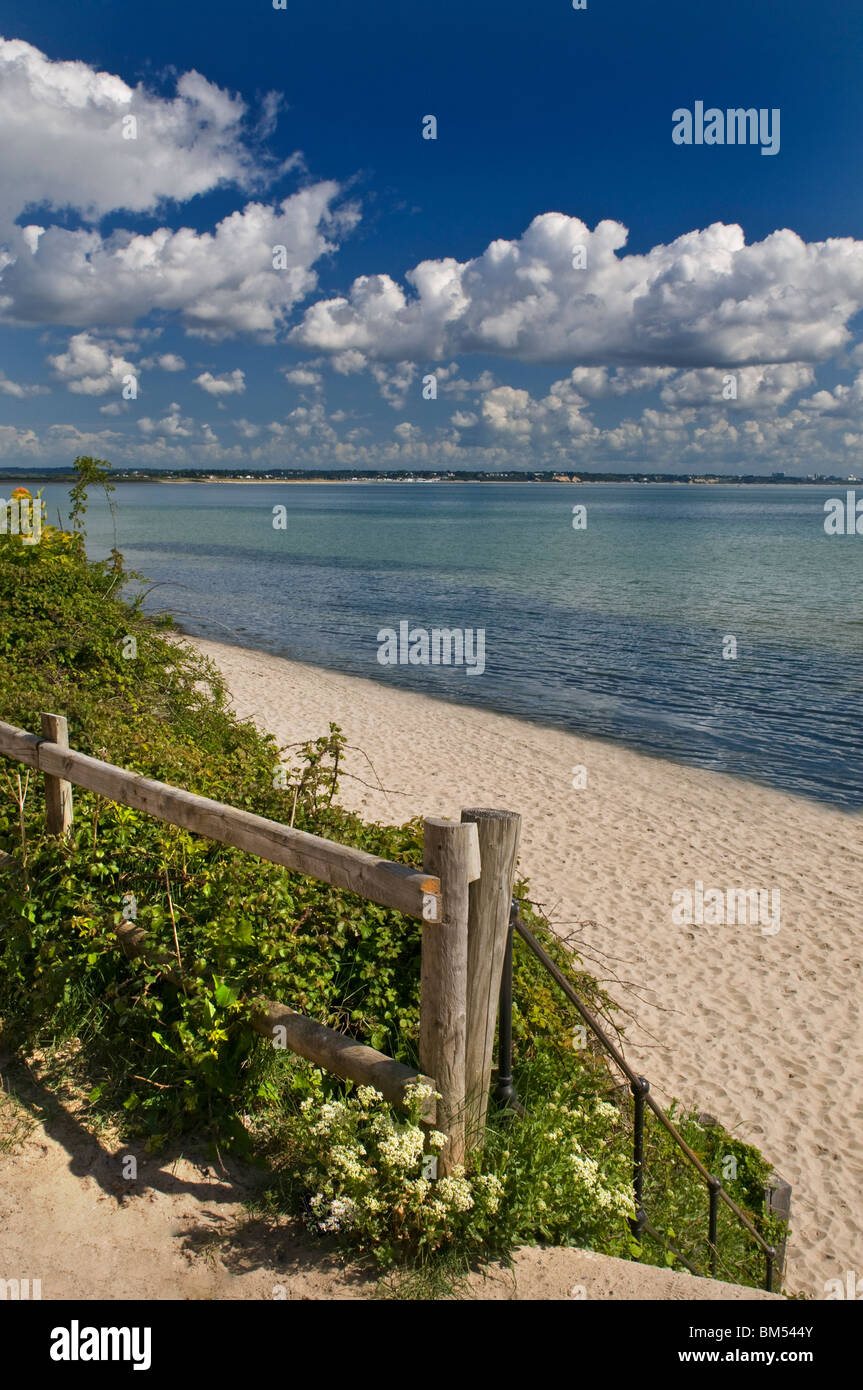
left=189, top=636, right=863, bottom=1297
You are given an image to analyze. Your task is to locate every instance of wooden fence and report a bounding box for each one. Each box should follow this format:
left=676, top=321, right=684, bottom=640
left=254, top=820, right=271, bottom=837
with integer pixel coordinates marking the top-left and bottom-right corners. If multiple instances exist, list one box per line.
left=0, top=713, right=520, bottom=1172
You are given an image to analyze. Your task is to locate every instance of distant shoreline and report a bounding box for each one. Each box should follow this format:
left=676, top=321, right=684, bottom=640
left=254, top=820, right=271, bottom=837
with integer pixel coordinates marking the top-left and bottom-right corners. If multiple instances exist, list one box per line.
left=0, top=473, right=853, bottom=488
left=149, top=477, right=840, bottom=487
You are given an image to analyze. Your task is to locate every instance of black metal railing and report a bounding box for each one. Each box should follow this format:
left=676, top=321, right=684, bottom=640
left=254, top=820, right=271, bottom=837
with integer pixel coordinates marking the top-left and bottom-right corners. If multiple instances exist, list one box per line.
left=495, top=898, right=779, bottom=1293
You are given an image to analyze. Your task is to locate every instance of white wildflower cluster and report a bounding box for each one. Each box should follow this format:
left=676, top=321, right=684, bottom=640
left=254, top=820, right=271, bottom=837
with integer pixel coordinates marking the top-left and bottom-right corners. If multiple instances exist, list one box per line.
left=594, top=1100, right=621, bottom=1124
left=570, top=1152, right=634, bottom=1218
left=302, top=1098, right=348, bottom=1137
left=330, top=1143, right=368, bottom=1181
left=375, top=1122, right=425, bottom=1170
left=406, top=1176, right=431, bottom=1201
left=474, top=1172, right=504, bottom=1213
left=436, top=1169, right=474, bottom=1213
left=567, top=1099, right=619, bottom=1127
left=316, top=1196, right=359, bottom=1232
left=356, top=1086, right=384, bottom=1107
left=403, top=1079, right=441, bottom=1110
left=297, top=1080, right=507, bottom=1256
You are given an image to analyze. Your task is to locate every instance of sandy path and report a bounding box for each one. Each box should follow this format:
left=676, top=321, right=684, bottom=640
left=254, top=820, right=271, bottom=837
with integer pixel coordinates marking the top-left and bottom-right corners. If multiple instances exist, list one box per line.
left=0, top=1060, right=376, bottom=1300
left=189, top=637, right=863, bottom=1298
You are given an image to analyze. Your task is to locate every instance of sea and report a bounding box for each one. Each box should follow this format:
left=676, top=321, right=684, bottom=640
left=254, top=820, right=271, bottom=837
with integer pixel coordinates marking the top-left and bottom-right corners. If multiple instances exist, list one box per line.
left=26, top=480, right=863, bottom=809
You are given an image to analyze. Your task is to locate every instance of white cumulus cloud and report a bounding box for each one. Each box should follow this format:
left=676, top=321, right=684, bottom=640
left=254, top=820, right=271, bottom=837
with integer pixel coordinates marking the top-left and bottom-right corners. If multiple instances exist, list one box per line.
left=293, top=214, right=863, bottom=368
left=0, top=36, right=273, bottom=234
left=2, top=184, right=357, bottom=338
left=137, top=403, right=198, bottom=437
left=660, top=363, right=815, bottom=409
left=283, top=367, right=322, bottom=387
left=194, top=368, right=246, bottom=396
left=371, top=360, right=416, bottom=409
left=0, top=368, right=47, bottom=397
left=47, top=330, right=136, bottom=395
left=330, top=348, right=367, bottom=374
left=140, top=352, right=186, bottom=372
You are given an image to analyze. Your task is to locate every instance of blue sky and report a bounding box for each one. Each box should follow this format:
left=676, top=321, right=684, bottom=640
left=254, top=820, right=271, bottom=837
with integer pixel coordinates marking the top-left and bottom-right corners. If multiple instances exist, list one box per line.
left=2, top=0, right=863, bottom=474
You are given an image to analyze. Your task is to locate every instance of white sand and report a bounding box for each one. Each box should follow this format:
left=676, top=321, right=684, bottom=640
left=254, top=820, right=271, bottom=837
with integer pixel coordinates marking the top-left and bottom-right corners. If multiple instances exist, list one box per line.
left=191, top=636, right=863, bottom=1297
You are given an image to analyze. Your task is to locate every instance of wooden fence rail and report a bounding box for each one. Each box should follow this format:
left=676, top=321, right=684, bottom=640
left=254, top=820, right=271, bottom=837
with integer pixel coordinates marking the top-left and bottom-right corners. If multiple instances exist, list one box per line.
left=0, top=717, right=441, bottom=922
left=0, top=714, right=521, bottom=1171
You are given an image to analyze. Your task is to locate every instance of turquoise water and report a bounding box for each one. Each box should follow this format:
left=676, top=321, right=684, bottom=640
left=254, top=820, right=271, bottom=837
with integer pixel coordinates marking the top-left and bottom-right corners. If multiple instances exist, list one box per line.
left=29, top=481, right=863, bottom=808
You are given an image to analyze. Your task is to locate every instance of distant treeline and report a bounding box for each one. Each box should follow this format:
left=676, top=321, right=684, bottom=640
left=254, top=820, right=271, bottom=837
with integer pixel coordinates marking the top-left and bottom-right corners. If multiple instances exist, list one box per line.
left=0, top=467, right=851, bottom=485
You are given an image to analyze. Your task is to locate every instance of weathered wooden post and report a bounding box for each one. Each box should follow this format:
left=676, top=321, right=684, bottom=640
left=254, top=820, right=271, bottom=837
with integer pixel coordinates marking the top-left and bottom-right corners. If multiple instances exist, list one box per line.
left=421, top=817, right=481, bottom=1174
left=40, top=713, right=73, bottom=838
left=461, top=807, right=521, bottom=1152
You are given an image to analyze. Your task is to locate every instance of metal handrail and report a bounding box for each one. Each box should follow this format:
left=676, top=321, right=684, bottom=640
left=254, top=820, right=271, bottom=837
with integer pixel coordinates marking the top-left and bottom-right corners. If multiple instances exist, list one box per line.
left=498, top=899, right=778, bottom=1293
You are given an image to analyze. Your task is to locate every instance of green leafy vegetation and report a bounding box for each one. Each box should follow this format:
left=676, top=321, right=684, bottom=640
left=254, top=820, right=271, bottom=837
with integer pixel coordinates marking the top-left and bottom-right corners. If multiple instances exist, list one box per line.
left=0, top=464, right=785, bottom=1292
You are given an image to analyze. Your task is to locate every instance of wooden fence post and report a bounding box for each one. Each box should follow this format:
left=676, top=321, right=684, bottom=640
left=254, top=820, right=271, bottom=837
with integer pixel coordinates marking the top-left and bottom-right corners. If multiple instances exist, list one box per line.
left=40, top=713, right=73, bottom=838
left=421, top=817, right=480, bottom=1174
left=461, top=807, right=521, bottom=1152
